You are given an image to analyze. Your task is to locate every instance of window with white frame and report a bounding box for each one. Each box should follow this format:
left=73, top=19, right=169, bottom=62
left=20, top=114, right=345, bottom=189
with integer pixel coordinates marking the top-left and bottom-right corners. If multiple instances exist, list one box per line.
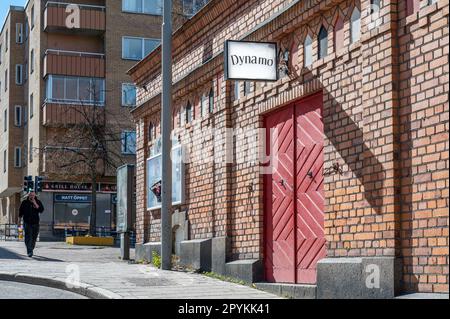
left=5, top=30, right=8, bottom=52
left=4, top=69, right=7, bottom=92
left=14, top=147, right=21, bottom=168
left=122, top=83, right=137, bottom=107
left=122, top=0, right=163, bottom=15
left=46, top=75, right=105, bottom=105
left=121, top=131, right=136, bottom=154
left=16, top=23, right=23, bottom=44
left=351, top=8, right=361, bottom=44
left=122, top=37, right=160, bottom=60
left=14, top=105, right=22, bottom=127
left=147, top=143, right=184, bottom=209
left=3, top=150, right=6, bottom=173
left=15, top=64, right=23, bottom=85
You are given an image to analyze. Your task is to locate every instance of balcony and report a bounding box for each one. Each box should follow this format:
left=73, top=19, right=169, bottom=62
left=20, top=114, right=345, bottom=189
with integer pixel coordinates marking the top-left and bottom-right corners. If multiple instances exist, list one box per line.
left=44, top=1, right=106, bottom=34
left=42, top=101, right=105, bottom=127
left=43, top=49, right=105, bottom=78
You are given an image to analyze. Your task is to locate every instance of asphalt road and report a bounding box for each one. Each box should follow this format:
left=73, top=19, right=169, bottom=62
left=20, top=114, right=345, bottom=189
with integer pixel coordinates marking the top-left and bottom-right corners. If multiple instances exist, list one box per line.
left=0, top=281, right=88, bottom=299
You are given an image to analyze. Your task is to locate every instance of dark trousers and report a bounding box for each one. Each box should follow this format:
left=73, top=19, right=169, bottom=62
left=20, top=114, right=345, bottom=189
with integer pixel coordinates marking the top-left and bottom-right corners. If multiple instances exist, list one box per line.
left=24, top=223, right=39, bottom=254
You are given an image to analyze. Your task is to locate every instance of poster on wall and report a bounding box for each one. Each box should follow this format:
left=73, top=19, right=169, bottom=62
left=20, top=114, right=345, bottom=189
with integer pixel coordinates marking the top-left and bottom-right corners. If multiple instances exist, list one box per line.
left=224, top=40, right=278, bottom=81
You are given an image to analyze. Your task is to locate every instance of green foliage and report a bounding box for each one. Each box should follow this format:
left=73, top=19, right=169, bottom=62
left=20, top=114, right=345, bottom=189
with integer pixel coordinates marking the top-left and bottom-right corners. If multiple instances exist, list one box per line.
left=152, top=251, right=162, bottom=268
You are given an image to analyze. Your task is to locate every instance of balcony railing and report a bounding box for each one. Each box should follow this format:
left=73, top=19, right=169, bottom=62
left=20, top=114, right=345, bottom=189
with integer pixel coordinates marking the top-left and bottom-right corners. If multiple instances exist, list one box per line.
left=44, top=1, right=106, bottom=33
left=42, top=100, right=105, bottom=126
left=43, top=49, right=105, bottom=78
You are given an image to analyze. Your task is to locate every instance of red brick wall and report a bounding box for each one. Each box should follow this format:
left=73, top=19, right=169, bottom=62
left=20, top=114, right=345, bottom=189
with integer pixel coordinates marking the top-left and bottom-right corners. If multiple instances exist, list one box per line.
left=397, top=0, right=449, bottom=293
left=130, top=0, right=449, bottom=293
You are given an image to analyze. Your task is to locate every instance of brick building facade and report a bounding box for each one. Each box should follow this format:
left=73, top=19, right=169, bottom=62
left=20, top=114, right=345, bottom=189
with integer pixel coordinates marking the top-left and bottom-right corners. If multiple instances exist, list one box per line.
left=129, top=0, right=449, bottom=297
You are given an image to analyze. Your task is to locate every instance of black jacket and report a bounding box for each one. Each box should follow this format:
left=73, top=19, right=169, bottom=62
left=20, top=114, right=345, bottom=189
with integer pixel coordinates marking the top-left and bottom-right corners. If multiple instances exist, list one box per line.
left=19, top=199, right=44, bottom=225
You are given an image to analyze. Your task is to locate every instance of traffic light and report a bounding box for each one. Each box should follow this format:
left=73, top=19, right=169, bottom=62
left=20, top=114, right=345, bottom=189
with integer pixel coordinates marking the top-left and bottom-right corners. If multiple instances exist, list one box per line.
left=35, top=176, right=44, bottom=193
left=23, top=176, right=34, bottom=193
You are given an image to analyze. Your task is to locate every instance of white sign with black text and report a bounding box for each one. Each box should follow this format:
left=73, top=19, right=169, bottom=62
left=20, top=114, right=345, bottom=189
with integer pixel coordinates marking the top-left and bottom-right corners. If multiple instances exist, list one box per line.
left=224, top=40, right=278, bottom=81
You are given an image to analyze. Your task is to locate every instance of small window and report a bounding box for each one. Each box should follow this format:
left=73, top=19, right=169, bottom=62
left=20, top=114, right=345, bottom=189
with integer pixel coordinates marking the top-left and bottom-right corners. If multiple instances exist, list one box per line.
left=185, top=101, right=193, bottom=123
left=244, top=81, right=252, bottom=96
left=3, top=150, right=6, bottom=173
left=14, top=147, right=21, bottom=168
left=30, top=50, right=34, bottom=74
left=121, top=131, right=136, bottom=154
left=29, top=94, right=34, bottom=119
left=208, top=88, right=214, bottom=113
left=148, top=122, right=154, bottom=141
left=15, top=65, right=23, bottom=85
left=233, top=81, right=240, bottom=101
left=4, top=70, right=7, bottom=92
left=122, top=83, right=137, bottom=107
left=14, top=105, right=22, bottom=127
left=16, top=23, right=23, bottom=44
left=5, top=30, right=8, bottom=52
left=3, top=109, right=7, bottom=132
left=350, top=8, right=361, bottom=44
left=29, top=138, right=33, bottom=163
left=304, top=35, right=313, bottom=67
left=201, top=94, right=208, bottom=117
left=31, top=5, right=35, bottom=29
left=370, top=0, right=381, bottom=14
left=318, top=26, right=328, bottom=59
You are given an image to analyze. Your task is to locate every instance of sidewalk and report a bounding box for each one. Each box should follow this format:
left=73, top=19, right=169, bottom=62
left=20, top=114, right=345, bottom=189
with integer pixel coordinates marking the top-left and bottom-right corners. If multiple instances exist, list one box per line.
left=0, top=241, right=279, bottom=299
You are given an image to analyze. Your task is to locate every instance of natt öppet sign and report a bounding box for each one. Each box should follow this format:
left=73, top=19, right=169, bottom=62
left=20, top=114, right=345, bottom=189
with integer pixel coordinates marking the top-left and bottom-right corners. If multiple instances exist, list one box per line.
left=224, top=40, right=278, bottom=81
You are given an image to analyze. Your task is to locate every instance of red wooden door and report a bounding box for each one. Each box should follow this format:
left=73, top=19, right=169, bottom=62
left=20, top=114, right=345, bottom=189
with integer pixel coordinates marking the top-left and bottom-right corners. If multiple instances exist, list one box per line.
left=295, top=94, right=326, bottom=284
left=264, top=105, right=296, bottom=283
left=264, top=93, right=325, bottom=284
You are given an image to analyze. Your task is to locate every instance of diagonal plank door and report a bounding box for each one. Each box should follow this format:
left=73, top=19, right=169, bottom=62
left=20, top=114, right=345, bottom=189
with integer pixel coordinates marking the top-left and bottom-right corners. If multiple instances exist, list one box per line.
left=295, top=93, right=326, bottom=284
left=264, top=105, right=296, bottom=283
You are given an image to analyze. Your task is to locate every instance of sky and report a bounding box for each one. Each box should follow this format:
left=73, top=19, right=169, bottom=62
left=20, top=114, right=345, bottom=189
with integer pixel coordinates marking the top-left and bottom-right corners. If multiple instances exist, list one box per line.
left=1, top=0, right=27, bottom=30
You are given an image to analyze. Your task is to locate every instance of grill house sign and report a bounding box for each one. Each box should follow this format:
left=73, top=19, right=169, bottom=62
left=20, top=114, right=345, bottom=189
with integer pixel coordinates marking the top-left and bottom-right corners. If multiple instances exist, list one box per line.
left=224, top=40, right=278, bottom=81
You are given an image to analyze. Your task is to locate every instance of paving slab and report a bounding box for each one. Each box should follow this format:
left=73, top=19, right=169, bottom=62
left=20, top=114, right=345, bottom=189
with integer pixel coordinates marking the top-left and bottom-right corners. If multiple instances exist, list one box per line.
left=0, top=241, right=280, bottom=299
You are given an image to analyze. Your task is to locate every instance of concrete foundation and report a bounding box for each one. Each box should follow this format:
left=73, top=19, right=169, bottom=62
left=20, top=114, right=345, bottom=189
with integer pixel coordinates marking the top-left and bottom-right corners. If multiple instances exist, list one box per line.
left=135, top=242, right=161, bottom=263
left=255, top=283, right=316, bottom=299
left=225, top=259, right=263, bottom=284
left=179, top=239, right=212, bottom=271
left=317, top=257, right=396, bottom=299
left=211, top=237, right=229, bottom=275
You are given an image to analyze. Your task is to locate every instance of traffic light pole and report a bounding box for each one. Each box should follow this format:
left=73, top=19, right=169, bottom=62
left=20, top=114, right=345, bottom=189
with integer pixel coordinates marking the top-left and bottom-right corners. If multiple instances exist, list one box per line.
left=161, top=0, right=173, bottom=270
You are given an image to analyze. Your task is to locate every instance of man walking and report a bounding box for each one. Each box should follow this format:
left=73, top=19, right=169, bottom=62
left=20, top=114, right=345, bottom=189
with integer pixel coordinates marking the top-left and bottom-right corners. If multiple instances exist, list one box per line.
left=19, top=191, right=44, bottom=257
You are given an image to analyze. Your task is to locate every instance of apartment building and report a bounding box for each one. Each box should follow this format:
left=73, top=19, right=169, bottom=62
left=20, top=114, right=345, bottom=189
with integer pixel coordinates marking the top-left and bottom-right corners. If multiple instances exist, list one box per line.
left=0, top=0, right=198, bottom=235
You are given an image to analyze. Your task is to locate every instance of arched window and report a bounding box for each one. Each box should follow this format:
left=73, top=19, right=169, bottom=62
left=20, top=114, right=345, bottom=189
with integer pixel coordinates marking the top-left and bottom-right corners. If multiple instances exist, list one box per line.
left=208, top=88, right=214, bottom=113
left=304, top=35, right=313, bottom=67
left=350, top=8, right=361, bottom=44
left=318, top=26, right=328, bottom=59
left=185, top=101, right=192, bottom=124
left=334, top=16, right=344, bottom=52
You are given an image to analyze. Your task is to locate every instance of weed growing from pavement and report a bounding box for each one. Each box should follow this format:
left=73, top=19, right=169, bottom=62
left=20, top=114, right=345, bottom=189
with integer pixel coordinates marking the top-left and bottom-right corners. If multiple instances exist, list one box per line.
left=202, top=271, right=256, bottom=288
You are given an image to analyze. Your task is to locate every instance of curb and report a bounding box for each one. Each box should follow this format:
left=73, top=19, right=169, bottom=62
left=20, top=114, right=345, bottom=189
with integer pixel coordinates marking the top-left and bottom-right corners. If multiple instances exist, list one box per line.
left=0, top=272, right=123, bottom=299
